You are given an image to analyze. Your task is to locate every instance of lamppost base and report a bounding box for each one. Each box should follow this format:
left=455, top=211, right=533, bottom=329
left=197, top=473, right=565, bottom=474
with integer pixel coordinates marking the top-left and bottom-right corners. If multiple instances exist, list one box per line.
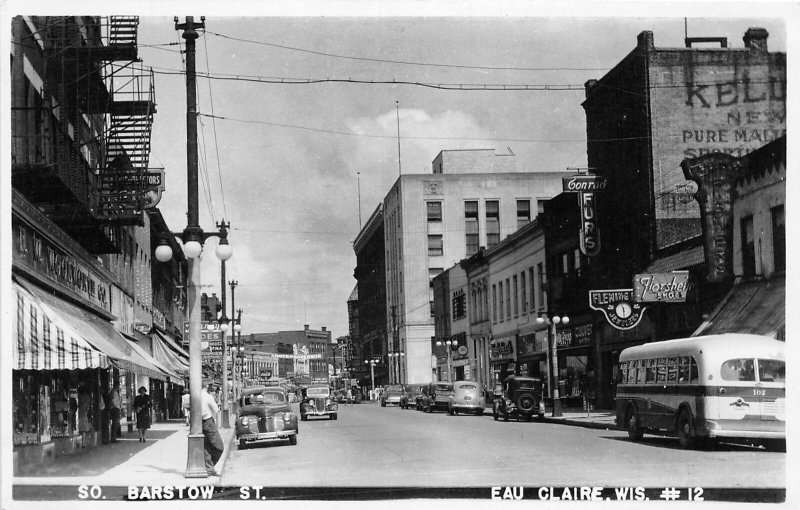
left=220, top=409, right=230, bottom=429
left=185, top=433, right=209, bottom=478
left=552, top=398, right=563, bottom=418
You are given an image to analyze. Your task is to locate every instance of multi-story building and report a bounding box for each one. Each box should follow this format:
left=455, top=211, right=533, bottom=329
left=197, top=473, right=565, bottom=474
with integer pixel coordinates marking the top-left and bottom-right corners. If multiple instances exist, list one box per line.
left=383, top=148, right=569, bottom=384
left=543, top=28, right=787, bottom=409
left=352, top=205, right=388, bottom=388
left=689, top=136, right=785, bottom=338
left=247, top=325, right=333, bottom=384
left=9, top=16, right=182, bottom=469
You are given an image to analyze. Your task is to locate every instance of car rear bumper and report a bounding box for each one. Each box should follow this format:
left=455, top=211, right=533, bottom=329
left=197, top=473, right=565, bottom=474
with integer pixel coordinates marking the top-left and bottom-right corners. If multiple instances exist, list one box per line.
left=452, top=403, right=485, bottom=411
left=303, top=410, right=336, bottom=416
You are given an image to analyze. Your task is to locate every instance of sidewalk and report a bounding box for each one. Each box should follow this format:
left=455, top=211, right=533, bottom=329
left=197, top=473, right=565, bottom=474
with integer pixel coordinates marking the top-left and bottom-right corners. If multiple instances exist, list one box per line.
left=13, top=418, right=236, bottom=488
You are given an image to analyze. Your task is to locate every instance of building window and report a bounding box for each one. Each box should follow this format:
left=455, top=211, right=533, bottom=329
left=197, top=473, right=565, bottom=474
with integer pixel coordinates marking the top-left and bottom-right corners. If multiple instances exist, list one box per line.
left=505, top=278, right=511, bottom=319
left=465, top=201, right=479, bottom=256
left=517, top=199, right=531, bottom=229
left=772, top=205, right=785, bottom=273
left=492, top=284, right=498, bottom=323
left=453, top=291, right=466, bottom=320
left=512, top=275, right=518, bottom=316
left=520, top=271, right=527, bottom=313
left=498, top=281, right=504, bottom=322
left=740, top=215, right=755, bottom=277
left=428, top=234, right=443, bottom=256
left=427, top=201, right=442, bottom=222
left=529, top=267, right=536, bottom=311
left=486, top=200, right=500, bottom=248
left=429, top=267, right=443, bottom=286
left=537, top=199, right=548, bottom=217
left=537, top=262, right=546, bottom=309
left=430, top=287, right=435, bottom=317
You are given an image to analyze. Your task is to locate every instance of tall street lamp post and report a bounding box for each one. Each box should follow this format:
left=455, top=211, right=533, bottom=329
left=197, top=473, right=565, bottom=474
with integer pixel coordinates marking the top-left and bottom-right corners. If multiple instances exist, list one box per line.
left=366, top=358, right=380, bottom=399
left=236, top=308, right=243, bottom=391
left=217, top=220, right=231, bottom=429
left=156, top=16, right=233, bottom=479
left=537, top=313, right=569, bottom=417
left=228, top=280, right=238, bottom=401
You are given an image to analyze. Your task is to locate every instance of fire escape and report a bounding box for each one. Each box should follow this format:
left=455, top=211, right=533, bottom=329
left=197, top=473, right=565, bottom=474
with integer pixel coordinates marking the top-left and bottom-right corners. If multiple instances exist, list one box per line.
left=12, top=16, right=156, bottom=254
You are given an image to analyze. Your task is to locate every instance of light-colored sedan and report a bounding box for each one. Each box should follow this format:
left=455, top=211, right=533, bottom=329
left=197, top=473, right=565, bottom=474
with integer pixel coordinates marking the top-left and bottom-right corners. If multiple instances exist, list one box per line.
left=448, top=381, right=486, bottom=416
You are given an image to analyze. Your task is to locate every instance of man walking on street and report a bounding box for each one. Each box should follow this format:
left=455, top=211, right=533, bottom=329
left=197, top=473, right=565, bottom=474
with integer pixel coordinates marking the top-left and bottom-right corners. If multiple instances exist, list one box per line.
left=201, top=379, right=224, bottom=476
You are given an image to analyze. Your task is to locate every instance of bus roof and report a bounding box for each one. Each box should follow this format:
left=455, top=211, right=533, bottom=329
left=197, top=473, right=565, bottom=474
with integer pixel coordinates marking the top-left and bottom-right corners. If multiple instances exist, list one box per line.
left=619, top=334, right=784, bottom=361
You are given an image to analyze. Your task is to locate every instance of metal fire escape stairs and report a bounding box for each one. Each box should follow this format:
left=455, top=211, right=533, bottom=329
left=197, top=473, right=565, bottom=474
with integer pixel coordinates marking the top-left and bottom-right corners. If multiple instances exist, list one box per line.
left=27, top=16, right=156, bottom=254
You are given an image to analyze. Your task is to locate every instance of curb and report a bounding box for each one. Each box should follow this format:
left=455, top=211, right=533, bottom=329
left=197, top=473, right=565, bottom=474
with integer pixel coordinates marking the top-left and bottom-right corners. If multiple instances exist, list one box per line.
left=214, top=425, right=237, bottom=477
left=541, top=417, right=622, bottom=431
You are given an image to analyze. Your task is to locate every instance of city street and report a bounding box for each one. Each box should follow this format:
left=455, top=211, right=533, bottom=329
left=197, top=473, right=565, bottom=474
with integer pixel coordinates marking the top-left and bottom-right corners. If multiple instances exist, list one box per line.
left=223, top=401, right=785, bottom=489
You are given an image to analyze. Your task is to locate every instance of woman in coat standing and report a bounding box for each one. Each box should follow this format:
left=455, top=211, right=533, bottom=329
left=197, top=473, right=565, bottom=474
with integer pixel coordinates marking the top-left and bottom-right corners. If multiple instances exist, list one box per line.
left=133, top=386, right=152, bottom=442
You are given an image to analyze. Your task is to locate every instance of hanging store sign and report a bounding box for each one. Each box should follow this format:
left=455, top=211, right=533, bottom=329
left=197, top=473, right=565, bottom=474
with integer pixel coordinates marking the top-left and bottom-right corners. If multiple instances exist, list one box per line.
left=589, top=289, right=646, bottom=330
left=579, top=191, right=601, bottom=257
left=489, top=337, right=516, bottom=362
left=633, top=271, right=691, bottom=302
left=562, top=175, right=609, bottom=192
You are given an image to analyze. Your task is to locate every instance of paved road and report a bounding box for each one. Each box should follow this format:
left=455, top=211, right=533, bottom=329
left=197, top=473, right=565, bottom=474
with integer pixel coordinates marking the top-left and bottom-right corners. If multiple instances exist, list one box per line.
left=222, top=402, right=785, bottom=489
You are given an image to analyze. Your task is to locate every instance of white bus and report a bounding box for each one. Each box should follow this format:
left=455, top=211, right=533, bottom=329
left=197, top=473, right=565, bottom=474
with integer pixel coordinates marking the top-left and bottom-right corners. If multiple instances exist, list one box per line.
left=615, top=333, right=785, bottom=449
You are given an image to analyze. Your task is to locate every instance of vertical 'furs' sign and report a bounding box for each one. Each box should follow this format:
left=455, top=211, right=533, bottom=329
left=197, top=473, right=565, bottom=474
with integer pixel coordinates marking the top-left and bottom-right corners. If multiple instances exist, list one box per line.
left=563, top=175, right=608, bottom=257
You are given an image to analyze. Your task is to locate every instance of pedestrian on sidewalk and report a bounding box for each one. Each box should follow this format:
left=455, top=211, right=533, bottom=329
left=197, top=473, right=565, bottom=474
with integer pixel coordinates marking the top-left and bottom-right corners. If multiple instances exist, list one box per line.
left=133, top=386, right=152, bottom=442
left=78, top=385, right=92, bottom=448
left=181, top=388, right=191, bottom=426
left=201, top=379, right=224, bottom=476
left=109, top=383, right=122, bottom=442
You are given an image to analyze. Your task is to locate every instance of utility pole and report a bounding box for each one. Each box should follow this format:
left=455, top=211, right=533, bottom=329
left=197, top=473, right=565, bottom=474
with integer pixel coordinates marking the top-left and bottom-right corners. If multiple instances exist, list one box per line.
left=218, top=220, right=230, bottom=429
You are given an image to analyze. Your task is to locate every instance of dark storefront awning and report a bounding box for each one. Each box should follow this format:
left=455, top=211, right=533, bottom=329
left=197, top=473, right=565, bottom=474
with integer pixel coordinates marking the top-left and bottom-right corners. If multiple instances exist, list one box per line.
left=693, top=275, right=785, bottom=338
left=645, top=245, right=705, bottom=273
left=124, top=339, right=181, bottom=381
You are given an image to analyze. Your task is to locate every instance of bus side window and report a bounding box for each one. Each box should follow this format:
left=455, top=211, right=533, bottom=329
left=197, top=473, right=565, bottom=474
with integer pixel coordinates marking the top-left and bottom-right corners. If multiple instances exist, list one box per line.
left=690, top=357, right=699, bottom=382
left=630, top=360, right=639, bottom=383
left=678, top=357, right=690, bottom=383
left=618, top=361, right=627, bottom=384
left=645, top=359, right=657, bottom=383
left=667, top=358, right=678, bottom=383
left=656, top=358, right=667, bottom=383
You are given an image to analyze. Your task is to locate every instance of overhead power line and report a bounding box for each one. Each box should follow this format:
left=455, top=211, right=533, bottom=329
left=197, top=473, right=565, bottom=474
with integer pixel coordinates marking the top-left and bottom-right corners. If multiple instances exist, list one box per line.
left=205, top=31, right=612, bottom=72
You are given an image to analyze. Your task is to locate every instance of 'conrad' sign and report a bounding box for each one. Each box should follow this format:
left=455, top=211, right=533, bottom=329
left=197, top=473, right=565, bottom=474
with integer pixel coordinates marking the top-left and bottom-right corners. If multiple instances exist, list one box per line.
left=562, top=175, right=609, bottom=192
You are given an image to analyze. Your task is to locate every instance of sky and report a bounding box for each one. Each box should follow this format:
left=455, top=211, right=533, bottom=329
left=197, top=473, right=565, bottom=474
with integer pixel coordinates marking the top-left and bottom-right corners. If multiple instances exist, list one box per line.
left=2, top=1, right=796, bottom=342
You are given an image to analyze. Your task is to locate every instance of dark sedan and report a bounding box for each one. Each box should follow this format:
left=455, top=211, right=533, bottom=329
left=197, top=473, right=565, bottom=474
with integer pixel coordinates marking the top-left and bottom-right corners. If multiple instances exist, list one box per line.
left=236, top=386, right=298, bottom=449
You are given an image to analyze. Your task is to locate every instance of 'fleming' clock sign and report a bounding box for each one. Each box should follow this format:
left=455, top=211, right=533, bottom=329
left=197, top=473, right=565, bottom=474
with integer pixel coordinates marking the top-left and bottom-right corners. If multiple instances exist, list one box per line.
left=589, top=289, right=646, bottom=330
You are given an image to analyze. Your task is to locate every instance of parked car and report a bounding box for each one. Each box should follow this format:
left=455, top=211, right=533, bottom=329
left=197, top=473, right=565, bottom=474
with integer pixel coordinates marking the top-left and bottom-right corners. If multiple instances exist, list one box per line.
left=235, top=386, right=298, bottom=449
left=380, top=384, right=408, bottom=408
left=493, top=375, right=545, bottom=422
left=404, top=384, right=426, bottom=410
left=419, top=382, right=453, bottom=413
left=300, top=385, right=338, bottom=420
left=448, top=381, right=486, bottom=415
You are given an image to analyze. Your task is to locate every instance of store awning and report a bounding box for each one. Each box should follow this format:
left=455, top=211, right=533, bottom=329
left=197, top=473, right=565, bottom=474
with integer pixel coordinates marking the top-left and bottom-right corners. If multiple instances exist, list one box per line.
left=17, top=279, right=132, bottom=360
left=124, top=340, right=182, bottom=381
left=12, top=281, right=111, bottom=370
left=693, top=275, right=785, bottom=338
left=645, top=245, right=705, bottom=273
left=151, top=330, right=190, bottom=375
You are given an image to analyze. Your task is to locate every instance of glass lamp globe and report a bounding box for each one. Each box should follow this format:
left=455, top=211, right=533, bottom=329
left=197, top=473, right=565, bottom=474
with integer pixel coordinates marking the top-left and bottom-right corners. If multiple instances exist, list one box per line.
left=561, top=316, right=570, bottom=325
left=234, top=323, right=242, bottom=333
left=216, top=242, right=233, bottom=261
left=183, top=240, right=202, bottom=258
left=155, top=244, right=173, bottom=262
left=219, top=321, right=230, bottom=332
left=552, top=316, right=561, bottom=324
left=536, top=316, right=546, bottom=324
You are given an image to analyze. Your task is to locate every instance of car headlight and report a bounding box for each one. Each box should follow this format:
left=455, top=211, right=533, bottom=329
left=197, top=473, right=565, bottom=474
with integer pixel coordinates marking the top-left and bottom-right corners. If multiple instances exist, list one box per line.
left=282, top=412, right=293, bottom=421
left=326, top=398, right=332, bottom=405
left=240, top=415, right=256, bottom=426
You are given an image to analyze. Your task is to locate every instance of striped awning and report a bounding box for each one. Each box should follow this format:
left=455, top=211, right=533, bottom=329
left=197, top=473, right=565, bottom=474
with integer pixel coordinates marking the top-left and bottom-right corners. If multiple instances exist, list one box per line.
left=12, top=281, right=110, bottom=370
left=126, top=340, right=182, bottom=380
left=151, top=330, right=190, bottom=375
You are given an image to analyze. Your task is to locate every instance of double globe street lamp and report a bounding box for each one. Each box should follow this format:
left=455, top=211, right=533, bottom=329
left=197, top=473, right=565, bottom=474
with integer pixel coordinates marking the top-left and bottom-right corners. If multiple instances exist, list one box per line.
left=537, top=313, right=569, bottom=417
left=435, top=337, right=459, bottom=382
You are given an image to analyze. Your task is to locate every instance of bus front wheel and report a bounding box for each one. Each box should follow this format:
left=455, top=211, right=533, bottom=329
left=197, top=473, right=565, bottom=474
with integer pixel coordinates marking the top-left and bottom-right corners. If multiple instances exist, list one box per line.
left=625, top=406, right=643, bottom=441
left=677, top=409, right=697, bottom=449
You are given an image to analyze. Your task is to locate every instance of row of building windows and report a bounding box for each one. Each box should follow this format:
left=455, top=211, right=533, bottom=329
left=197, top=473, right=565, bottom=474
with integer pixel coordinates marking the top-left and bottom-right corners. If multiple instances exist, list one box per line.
left=491, top=263, right=546, bottom=324
left=425, top=198, right=546, bottom=258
